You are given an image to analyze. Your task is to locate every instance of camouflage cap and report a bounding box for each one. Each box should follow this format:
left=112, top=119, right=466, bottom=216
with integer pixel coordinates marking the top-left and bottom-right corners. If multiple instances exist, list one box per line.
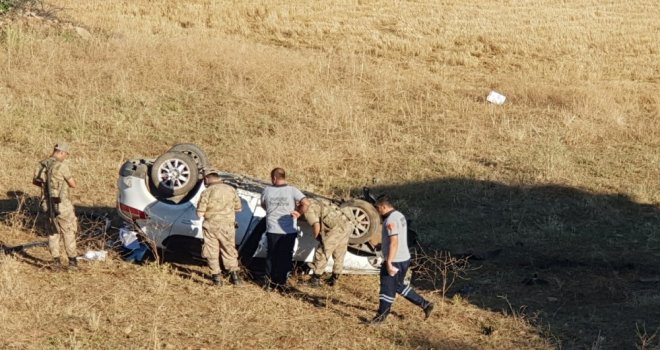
left=54, top=143, right=70, bottom=153
left=204, top=168, right=221, bottom=177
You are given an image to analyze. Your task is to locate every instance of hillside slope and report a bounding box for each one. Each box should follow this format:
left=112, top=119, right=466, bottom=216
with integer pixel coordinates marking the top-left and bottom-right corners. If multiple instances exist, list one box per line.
left=1, top=0, right=658, bottom=349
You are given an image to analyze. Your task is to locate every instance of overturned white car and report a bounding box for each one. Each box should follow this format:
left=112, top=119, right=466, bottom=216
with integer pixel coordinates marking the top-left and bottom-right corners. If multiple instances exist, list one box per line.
left=116, top=144, right=383, bottom=274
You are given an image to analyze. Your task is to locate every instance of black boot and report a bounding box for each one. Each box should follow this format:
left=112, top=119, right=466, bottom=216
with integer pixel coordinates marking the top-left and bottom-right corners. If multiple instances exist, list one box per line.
left=68, top=258, right=79, bottom=270
left=212, top=274, right=223, bottom=286
left=364, top=312, right=388, bottom=325
left=230, top=271, right=242, bottom=286
left=309, top=274, right=321, bottom=288
left=423, top=302, right=435, bottom=320
left=326, top=273, right=339, bottom=287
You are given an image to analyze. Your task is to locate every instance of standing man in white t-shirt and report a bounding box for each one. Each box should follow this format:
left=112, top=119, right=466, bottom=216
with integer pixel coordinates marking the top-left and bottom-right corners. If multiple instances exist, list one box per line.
left=366, top=196, right=434, bottom=324
left=260, top=167, right=310, bottom=291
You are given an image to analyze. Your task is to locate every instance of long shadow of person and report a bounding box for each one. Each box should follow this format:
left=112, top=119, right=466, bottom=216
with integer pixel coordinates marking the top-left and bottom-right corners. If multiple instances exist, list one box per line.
left=8, top=249, right=53, bottom=269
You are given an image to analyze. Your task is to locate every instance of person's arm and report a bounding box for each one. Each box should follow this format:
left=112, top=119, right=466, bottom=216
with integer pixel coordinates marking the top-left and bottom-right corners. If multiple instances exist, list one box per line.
left=233, top=190, right=242, bottom=212
left=196, top=190, right=208, bottom=219
left=260, top=191, right=267, bottom=210
left=61, top=163, right=76, bottom=188
left=386, top=235, right=399, bottom=276
left=303, top=205, right=321, bottom=238
left=312, top=222, right=321, bottom=238
left=292, top=197, right=310, bottom=219
left=384, top=218, right=399, bottom=276
left=32, top=164, right=45, bottom=187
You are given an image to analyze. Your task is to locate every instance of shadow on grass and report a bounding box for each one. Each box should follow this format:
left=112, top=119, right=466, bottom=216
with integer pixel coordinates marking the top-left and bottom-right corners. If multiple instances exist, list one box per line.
left=393, top=334, right=479, bottom=350
left=1, top=191, right=119, bottom=235
left=3, top=181, right=659, bottom=348
left=1, top=191, right=119, bottom=269
left=6, top=249, right=53, bottom=268
left=358, top=178, right=660, bottom=350
left=285, top=284, right=381, bottom=318
left=362, top=178, right=660, bottom=270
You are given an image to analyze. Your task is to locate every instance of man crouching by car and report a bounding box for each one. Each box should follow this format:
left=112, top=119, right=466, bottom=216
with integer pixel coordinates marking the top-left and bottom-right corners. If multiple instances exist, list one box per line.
left=196, top=169, right=243, bottom=286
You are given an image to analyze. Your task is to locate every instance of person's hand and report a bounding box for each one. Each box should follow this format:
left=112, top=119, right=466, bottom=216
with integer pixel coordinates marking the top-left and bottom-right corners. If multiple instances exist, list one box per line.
left=291, top=210, right=301, bottom=219
left=386, top=262, right=399, bottom=277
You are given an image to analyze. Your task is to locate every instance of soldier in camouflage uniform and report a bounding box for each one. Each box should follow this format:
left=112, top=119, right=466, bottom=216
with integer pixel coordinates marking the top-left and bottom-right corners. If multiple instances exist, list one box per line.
left=196, top=169, right=243, bottom=286
left=304, top=197, right=354, bottom=287
left=33, top=143, right=79, bottom=269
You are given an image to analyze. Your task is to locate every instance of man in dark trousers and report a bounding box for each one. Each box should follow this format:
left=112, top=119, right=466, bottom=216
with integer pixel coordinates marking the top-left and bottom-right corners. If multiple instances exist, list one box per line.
left=366, top=196, right=434, bottom=324
left=260, top=167, right=310, bottom=291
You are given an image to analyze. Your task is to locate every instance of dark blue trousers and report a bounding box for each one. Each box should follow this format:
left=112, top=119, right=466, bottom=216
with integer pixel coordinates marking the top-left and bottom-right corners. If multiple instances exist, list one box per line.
left=266, top=232, right=296, bottom=286
left=378, top=260, right=429, bottom=316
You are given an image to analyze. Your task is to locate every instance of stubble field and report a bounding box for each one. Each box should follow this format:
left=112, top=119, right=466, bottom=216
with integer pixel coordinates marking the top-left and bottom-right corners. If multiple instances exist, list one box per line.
left=0, top=0, right=658, bottom=349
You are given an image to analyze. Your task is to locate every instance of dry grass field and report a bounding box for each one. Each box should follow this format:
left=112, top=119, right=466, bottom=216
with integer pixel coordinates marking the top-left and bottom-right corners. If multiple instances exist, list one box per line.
left=0, top=0, right=658, bottom=349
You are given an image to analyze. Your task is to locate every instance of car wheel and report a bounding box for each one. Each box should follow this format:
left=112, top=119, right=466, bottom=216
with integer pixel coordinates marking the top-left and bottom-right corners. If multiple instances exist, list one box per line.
left=341, top=199, right=382, bottom=245
left=168, top=143, right=209, bottom=177
left=151, top=151, right=199, bottom=197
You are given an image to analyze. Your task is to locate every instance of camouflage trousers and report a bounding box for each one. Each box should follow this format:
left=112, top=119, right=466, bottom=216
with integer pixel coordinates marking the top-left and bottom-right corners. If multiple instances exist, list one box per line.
left=312, top=222, right=351, bottom=275
left=202, top=222, right=238, bottom=275
left=49, top=202, right=78, bottom=259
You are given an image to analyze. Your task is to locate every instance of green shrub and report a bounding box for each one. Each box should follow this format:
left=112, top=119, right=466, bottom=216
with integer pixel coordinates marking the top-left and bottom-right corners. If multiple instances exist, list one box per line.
left=0, top=0, right=29, bottom=14
left=1, top=0, right=15, bottom=13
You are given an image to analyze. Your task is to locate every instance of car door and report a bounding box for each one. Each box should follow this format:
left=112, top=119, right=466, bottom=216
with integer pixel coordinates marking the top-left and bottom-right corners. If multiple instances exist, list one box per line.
left=235, top=188, right=265, bottom=248
left=167, top=201, right=203, bottom=240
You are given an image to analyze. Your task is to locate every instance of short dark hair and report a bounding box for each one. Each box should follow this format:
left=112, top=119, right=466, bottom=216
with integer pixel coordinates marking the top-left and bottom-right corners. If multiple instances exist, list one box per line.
left=375, top=195, right=394, bottom=208
left=271, top=167, right=286, bottom=180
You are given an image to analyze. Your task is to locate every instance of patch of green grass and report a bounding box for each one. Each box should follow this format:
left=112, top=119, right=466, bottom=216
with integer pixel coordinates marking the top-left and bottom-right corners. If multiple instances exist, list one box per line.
left=0, top=0, right=14, bottom=14
left=0, top=0, right=18, bottom=13
left=0, top=0, right=36, bottom=14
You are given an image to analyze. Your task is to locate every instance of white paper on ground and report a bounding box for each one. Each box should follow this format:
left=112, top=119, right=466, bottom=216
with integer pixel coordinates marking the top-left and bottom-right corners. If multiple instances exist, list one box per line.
left=81, top=250, right=107, bottom=261
left=487, top=90, right=506, bottom=105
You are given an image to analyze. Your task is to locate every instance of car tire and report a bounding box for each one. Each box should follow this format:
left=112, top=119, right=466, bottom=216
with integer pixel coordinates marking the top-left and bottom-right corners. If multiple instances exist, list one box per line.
left=341, top=199, right=382, bottom=245
left=151, top=151, right=199, bottom=197
left=168, top=143, right=209, bottom=178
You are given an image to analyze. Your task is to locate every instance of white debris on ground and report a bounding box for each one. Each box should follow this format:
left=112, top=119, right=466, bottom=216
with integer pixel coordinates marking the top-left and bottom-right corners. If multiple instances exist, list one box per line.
left=80, top=250, right=108, bottom=261
left=487, top=90, right=507, bottom=105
